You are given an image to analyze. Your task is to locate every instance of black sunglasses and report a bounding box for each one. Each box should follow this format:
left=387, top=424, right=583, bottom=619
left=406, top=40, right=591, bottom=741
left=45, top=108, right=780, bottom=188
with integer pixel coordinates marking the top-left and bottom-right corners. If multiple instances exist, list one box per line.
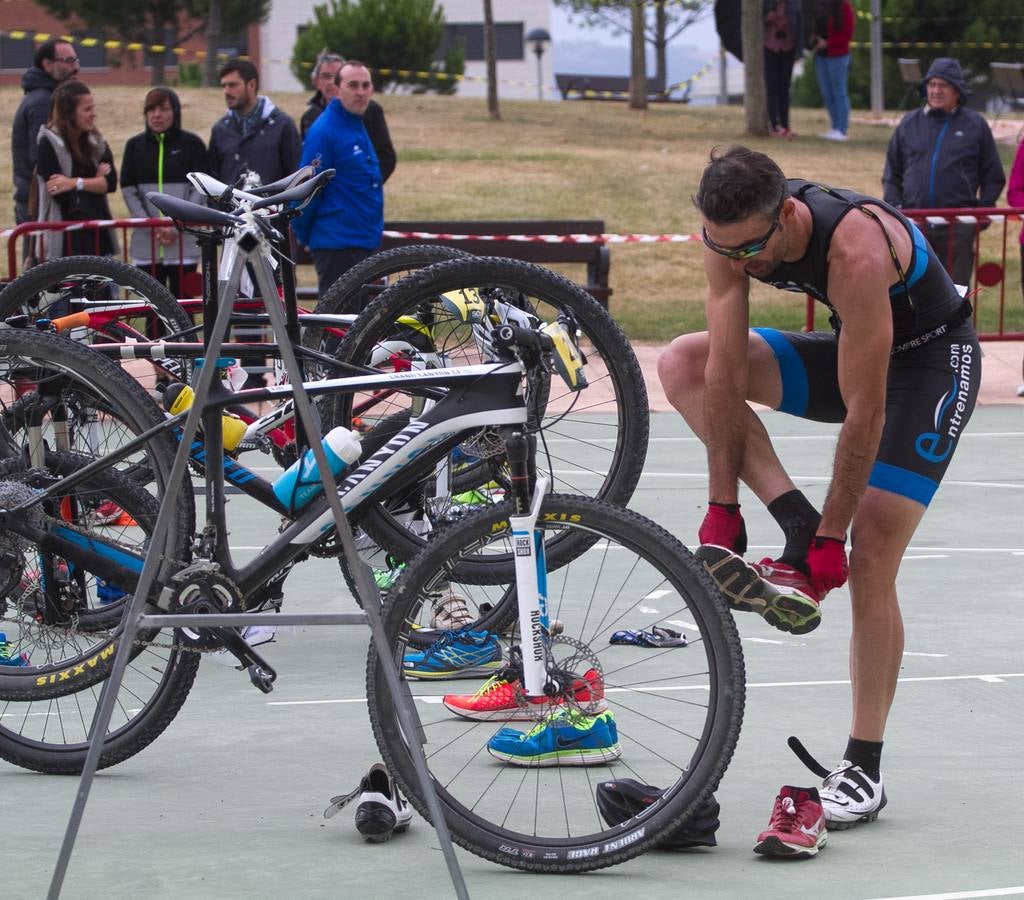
left=702, top=199, right=785, bottom=260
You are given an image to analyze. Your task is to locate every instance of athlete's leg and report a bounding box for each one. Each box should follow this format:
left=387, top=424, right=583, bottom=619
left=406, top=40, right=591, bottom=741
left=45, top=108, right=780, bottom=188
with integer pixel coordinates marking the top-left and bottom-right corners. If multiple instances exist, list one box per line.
left=846, top=487, right=924, bottom=740
left=657, top=330, right=796, bottom=504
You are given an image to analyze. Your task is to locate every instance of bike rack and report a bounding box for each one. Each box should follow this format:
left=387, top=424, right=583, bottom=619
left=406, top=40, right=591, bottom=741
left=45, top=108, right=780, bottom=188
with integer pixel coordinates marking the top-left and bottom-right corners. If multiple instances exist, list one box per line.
left=47, top=227, right=470, bottom=900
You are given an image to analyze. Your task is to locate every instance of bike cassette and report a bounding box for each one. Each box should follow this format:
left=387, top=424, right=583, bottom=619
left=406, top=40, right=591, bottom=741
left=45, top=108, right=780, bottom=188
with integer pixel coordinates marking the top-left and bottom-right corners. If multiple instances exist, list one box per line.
left=166, top=563, right=244, bottom=649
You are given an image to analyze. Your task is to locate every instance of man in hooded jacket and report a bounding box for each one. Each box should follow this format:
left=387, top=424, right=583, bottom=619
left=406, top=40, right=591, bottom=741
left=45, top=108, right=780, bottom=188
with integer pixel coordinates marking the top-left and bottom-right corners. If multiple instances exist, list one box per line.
left=882, top=57, right=1005, bottom=286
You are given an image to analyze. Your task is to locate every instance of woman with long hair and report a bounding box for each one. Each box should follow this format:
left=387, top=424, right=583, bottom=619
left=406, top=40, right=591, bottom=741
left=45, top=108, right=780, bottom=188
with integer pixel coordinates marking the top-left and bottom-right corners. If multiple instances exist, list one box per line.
left=34, top=80, right=118, bottom=260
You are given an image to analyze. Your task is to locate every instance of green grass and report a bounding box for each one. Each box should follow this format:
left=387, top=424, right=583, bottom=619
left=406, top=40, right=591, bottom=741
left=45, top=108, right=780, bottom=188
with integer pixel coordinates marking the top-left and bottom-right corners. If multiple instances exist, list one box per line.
left=2, top=86, right=1020, bottom=339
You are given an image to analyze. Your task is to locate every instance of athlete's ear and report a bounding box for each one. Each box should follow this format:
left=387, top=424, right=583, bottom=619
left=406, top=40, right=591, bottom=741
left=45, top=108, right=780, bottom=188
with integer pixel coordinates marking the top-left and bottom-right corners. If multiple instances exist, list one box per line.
left=780, top=196, right=796, bottom=223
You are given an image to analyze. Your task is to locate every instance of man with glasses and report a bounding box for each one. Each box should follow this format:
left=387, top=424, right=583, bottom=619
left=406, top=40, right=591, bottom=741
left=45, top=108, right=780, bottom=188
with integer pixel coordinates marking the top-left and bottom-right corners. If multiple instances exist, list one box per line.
left=292, top=61, right=384, bottom=297
left=658, top=145, right=979, bottom=834
left=12, top=38, right=80, bottom=225
left=300, top=50, right=396, bottom=183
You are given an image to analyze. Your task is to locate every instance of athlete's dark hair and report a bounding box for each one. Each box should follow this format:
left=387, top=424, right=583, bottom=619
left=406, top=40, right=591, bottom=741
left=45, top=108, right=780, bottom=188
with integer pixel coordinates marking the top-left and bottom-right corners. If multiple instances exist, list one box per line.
left=219, top=58, right=259, bottom=87
left=693, top=146, right=789, bottom=224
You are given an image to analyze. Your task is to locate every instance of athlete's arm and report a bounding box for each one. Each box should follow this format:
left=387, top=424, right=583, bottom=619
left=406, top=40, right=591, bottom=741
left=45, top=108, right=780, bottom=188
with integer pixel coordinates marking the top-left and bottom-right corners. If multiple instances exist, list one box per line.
left=702, top=247, right=752, bottom=505
left=817, top=212, right=903, bottom=537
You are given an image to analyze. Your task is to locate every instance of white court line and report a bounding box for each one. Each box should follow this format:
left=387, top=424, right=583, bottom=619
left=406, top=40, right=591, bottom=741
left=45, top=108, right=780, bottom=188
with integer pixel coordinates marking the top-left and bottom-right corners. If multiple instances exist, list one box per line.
left=864, top=886, right=1024, bottom=900
left=903, top=652, right=948, bottom=657
left=631, top=472, right=1024, bottom=490
left=266, top=671, right=1024, bottom=706
left=902, top=554, right=949, bottom=560
left=546, top=432, right=1024, bottom=445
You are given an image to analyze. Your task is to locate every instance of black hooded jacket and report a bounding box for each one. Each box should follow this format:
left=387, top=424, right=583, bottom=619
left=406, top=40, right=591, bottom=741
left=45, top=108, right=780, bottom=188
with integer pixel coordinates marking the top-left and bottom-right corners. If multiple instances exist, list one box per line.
left=120, top=88, right=211, bottom=264
left=12, top=67, right=59, bottom=206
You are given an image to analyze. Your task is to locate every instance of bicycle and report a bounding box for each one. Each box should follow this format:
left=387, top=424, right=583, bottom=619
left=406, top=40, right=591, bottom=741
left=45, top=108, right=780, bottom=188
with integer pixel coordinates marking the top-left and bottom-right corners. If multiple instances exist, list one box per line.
left=0, top=178, right=744, bottom=873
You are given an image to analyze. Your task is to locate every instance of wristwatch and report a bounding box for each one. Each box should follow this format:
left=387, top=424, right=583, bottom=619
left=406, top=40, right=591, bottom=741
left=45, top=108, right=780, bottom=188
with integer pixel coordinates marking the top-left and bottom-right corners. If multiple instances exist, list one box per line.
left=75, top=177, right=84, bottom=191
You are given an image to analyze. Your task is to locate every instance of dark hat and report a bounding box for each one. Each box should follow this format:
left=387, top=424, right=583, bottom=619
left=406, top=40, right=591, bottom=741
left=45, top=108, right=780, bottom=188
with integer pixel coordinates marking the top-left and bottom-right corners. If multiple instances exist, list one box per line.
left=920, top=58, right=966, bottom=97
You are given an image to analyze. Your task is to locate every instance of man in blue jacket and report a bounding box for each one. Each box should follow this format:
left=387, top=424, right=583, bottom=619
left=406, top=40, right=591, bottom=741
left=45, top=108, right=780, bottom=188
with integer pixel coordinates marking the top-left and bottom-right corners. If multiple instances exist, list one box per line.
left=292, top=61, right=384, bottom=297
left=882, top=57, right=1005, bottom=287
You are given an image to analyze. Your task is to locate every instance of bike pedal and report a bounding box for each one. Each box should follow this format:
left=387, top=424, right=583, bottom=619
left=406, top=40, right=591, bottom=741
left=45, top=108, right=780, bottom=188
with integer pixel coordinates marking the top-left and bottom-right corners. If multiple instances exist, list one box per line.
left=248, top=664, right=275, bottom=693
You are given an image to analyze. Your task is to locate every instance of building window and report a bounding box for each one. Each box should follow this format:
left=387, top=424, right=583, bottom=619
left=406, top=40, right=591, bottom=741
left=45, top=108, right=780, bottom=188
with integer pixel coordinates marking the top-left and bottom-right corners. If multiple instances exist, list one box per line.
left=440, top=22, right=524, bottom=61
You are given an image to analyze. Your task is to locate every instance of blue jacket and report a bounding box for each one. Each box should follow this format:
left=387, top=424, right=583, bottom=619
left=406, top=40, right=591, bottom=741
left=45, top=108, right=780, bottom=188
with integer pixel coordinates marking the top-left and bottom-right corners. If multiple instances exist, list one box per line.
left=292, top=99, right=383, bottom=251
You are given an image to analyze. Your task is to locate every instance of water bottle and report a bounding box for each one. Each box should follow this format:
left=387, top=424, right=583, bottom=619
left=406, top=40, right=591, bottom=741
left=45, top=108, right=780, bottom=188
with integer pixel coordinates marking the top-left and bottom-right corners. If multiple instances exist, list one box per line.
left=163, top=382, right=248, bottom=452
left=272, top=426, right=362, bottom=515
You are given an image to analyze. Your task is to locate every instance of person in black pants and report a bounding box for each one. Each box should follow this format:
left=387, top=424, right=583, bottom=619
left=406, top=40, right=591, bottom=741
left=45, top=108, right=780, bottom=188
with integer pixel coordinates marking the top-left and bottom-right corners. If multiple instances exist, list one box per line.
left=764, top=0, right=804, bottom=138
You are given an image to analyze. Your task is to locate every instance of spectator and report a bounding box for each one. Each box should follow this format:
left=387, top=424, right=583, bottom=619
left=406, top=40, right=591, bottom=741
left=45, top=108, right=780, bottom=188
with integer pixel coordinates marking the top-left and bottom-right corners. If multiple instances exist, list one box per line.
left=292, top=61, right=384, bottom=298
left=764, top=0, right=804, bottom=138
left=1007, top=138, right=1024, bottom=396
left=808, top=0, right=853, bottom=141
left=209, top=58, right=301, bottom=187
left=300, top=49, right=397, bottom=182
left=883, top=58, right=1006, bottom=288
left=121, top=87, right=211, bottom=298
left=12, top=39, right=80, bottom=231
left=34, top=81, right=118, bottom=262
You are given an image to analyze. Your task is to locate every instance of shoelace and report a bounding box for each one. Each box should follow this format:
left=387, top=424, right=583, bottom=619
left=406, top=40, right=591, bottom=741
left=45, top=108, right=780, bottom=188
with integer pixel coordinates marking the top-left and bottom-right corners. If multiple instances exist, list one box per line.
left=769, top=795, right=798, bottom=829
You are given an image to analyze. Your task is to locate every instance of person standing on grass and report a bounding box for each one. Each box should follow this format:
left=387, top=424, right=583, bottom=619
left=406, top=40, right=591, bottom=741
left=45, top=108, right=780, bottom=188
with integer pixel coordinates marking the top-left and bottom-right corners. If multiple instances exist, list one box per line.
left=1007, top=137, right=1024, bottom=397
left=764, top=0, right=804, bottom=138
left=808, top=0, right=853, bottom=141
left=883, top=58, right=1006, bottom=289
left=12, top=38, right=80, bottom=226
left=121, top=87, right=210, bottom=299
left=300, top=49, right=397, bottom=184
left=292, top=61, right=384, bottom=299
left=657, top=146, right=979, bottom=845
left=34, top=81, right=118, bottom=263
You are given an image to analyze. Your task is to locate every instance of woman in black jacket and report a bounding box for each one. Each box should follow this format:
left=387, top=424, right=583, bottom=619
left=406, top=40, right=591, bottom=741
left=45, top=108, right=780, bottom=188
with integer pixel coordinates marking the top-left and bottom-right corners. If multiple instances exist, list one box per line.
left=121, top=87, right=210, bottom=297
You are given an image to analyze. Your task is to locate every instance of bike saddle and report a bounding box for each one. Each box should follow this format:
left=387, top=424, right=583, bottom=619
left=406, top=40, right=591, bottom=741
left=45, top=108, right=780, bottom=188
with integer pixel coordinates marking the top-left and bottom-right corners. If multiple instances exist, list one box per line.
left=246, top=166, right=316, bottom=197
left=250, top=168, right=335, bottom=213
left=145, top=191, right=241, bottom=228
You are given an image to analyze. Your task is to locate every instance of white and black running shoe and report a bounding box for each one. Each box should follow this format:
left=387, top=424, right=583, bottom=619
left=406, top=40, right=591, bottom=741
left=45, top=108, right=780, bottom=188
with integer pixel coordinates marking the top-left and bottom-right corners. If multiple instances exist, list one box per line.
left=788, top=736, right=886, bottom=829
left=324, top=762, right=413, bottom=843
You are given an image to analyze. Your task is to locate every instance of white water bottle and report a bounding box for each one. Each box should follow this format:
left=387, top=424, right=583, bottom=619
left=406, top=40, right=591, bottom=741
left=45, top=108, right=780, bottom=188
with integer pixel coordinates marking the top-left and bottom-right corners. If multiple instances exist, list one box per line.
left=272, top=426, right=362, bottom=514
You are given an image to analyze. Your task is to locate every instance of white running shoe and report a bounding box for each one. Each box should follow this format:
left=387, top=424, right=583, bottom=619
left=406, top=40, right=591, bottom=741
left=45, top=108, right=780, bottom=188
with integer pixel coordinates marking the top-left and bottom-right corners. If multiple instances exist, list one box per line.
left=819, top=760, right=886, bottom=829
left=324, top=762, right=412, bottom=842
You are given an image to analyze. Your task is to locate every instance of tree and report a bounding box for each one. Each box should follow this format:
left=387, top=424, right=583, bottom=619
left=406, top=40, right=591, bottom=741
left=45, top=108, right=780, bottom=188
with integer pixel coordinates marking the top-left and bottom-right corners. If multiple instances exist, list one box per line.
left=740, top=0, right=767, bottom=134
left=291, top=0, right=464, bottom=93
left=36, top=0, right=269, bottom=85
left=555, top=0, right=713, bottom=89
left=483, top=0, right=500, bottom=119
left=629, top=0, right=647, bottom=109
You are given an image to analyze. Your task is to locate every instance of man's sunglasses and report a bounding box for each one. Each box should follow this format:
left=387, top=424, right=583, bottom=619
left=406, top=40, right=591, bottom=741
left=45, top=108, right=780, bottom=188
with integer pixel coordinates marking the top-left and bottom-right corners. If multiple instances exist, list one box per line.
left=701, top=200, right=785, bottom=260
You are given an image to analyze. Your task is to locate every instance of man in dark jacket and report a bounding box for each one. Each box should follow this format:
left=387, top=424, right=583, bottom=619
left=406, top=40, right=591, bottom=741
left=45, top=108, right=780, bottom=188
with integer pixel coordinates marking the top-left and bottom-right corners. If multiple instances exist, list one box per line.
left=11, top=39, right=80, bottom=223
left=208, top=59, right=301, bottom=187
left=300, top=50, right=396, bottom=182
left=292, top=61, right=383, bottom=297
left=882, top=57, right=1006, bottom=286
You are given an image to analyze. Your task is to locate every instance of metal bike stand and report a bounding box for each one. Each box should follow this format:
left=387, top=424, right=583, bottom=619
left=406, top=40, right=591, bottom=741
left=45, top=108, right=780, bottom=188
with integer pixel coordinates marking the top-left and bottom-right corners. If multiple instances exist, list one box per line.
left=48, top=234, right=470, bottom=900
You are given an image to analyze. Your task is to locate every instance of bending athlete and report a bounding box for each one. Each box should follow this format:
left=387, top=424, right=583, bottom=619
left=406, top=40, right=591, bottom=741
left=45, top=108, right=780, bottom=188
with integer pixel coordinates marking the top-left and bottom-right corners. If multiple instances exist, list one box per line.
left=658, top=146, right=979, bottom=829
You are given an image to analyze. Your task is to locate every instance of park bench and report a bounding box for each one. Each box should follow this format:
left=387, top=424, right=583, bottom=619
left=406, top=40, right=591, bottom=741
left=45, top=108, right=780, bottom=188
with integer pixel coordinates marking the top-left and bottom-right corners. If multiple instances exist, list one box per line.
left=554, top=73, right=690, bottom=103
left=291, top=218, right=612, bottom=308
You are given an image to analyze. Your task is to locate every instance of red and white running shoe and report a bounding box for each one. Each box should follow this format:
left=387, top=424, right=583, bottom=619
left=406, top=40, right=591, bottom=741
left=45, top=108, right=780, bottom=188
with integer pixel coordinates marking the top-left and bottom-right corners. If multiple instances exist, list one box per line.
left=754, top=785, right=828, bottom=859
left=443, top=667, right=605, bottom=721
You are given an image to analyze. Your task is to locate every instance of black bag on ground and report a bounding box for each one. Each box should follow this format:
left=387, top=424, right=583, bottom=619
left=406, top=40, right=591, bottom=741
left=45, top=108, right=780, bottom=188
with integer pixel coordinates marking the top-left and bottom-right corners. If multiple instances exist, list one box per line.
left=596, top=779, right=720, bottom=849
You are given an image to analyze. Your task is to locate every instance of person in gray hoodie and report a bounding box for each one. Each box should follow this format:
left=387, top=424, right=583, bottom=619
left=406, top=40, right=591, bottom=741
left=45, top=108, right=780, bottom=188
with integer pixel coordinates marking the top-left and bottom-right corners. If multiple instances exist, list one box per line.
left=121, top=87, right=210, bottom=298
left=11, top=39, right=80, bottom=226
left=882, top=57, right=1006, bottom=286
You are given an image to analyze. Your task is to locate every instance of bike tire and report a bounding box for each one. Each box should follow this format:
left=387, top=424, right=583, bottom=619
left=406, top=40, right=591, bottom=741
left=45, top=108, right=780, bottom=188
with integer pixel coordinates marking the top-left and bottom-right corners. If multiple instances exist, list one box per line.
left=0, top=454, right=198, bottom=774
left=333, top=256, right=649, bottom=565
left=366, top=494, right=744, bottom=873
left=0, top=255, right=196, bottom=389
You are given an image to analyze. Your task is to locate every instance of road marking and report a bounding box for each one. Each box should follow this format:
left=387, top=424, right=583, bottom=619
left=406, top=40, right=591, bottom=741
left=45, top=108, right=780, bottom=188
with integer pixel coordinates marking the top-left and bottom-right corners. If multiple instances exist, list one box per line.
left=902, top=554, right=949, bottom=560
left=903, top=652, right=948, bottom=657
left=864, top=886, right=1024, bottom=900
left=267, top=672, right=1024, bottom=706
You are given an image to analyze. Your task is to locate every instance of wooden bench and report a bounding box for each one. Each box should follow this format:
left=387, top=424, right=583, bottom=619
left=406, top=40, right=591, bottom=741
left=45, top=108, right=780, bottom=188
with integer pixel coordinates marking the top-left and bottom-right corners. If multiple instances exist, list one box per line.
left=291, top=219, right=612, bottom=308
left=554, top=73, right=690, bottom=103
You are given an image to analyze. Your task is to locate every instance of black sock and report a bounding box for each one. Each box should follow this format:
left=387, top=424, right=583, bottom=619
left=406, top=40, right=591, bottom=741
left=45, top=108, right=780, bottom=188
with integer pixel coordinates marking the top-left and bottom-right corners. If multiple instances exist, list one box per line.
left=845, top=736, right=883, bottom=780
left=767, top=490, right=821, bottom=573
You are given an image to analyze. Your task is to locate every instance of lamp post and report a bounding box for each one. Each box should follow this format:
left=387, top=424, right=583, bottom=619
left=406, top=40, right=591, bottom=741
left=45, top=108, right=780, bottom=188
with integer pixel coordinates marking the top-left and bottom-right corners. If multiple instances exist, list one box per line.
left=525, top=27, right=551, bottom=101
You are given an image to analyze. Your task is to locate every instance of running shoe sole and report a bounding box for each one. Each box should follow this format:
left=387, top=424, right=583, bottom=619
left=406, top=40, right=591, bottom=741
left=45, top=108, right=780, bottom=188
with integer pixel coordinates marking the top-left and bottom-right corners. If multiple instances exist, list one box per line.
left=486, top=744, right=622, bottom=767
left=753, top=832, right=828, bottom=858
left=695, top=546, right=822, bottom=635
left=403, top=660, right=505, bottom=680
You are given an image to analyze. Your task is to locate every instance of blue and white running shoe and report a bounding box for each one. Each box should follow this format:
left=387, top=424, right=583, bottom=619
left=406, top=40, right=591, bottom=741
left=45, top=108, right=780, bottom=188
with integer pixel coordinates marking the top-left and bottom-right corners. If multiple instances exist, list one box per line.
left=487, top=709, right=622, bottom=767
left=403, top=630, right=503, bottom=680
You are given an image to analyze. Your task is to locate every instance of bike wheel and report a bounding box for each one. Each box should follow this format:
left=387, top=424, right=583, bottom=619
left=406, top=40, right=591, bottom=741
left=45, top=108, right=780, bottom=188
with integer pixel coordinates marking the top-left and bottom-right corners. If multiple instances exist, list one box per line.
left=0, top=453, right=198, bottom=774
left=366, top=494, right=744, bottom=872
left=0, top=255, right=196, bottom=392
left=333, top=256, right=649, bottom=563
left=0, top=329, right=194, bottom=517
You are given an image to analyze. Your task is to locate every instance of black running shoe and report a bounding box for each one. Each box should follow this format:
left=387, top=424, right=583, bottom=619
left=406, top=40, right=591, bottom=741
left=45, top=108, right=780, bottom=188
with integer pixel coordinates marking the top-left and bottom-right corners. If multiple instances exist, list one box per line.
left=596, top=779, right=719, bottom=849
